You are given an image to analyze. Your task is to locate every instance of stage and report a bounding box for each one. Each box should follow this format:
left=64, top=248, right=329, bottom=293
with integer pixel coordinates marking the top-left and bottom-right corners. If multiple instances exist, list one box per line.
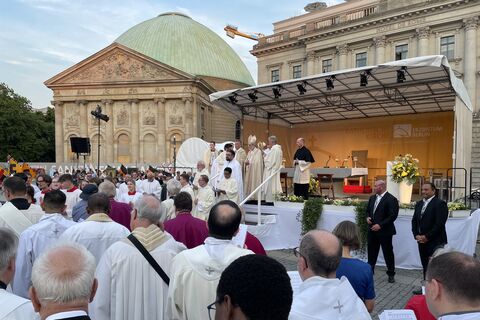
left=244, top=202, right=480, bottom=269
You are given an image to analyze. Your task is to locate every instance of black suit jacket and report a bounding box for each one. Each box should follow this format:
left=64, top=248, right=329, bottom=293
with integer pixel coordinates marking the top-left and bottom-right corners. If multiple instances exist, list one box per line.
left=366, top=192, right=399, bottom=236
left=412, top=196, right=448, bottom=245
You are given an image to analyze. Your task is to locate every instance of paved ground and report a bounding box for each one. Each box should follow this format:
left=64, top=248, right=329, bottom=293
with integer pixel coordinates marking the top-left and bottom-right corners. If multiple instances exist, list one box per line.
left=268, top=237, right=480, bottom=319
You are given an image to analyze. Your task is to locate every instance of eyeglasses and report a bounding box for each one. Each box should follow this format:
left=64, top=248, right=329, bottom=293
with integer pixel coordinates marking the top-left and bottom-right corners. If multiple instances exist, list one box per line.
left=293, top=247, right=308, bottom=268
left=207, top=300, right=218, bottom=320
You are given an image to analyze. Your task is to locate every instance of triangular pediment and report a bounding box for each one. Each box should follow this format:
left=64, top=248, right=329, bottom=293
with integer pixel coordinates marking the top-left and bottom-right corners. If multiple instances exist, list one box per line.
left=45, top=43, right=193, bottom=87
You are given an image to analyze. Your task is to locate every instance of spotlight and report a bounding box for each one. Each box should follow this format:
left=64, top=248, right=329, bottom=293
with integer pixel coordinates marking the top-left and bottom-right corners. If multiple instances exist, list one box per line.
left=360, top=70, right=371, bottom=87
left=397, top=66, right=407, bottom=83
left=228, top=93, right=238, bottom=104
left=297, top=81, right=307, bottom=95
left=326, top=76, right=335, bottom=91
left=248, top=90, right=258, bottom=103
left=272, top=86, right=282, bottom=99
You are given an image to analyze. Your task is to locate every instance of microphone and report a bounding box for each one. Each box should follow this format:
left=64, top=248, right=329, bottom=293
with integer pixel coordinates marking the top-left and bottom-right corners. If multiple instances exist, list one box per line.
left=324, top=156, right=331, bottom=168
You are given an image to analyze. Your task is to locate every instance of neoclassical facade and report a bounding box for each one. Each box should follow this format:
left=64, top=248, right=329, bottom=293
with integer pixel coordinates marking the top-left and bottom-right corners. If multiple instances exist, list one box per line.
left=252, top=0, right=479, bottom=114
left=45, top=13, right=255, bottom=165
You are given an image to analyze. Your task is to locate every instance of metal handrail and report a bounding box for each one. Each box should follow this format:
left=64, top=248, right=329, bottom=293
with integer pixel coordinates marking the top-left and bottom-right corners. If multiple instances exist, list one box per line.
left=240, top=167, right=283, bottom=225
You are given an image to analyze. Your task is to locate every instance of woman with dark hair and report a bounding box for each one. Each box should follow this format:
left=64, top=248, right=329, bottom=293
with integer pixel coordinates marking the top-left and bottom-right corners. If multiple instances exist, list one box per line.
left=333, top=221, right=375, bottom=313
left=25, top=185, right=36, bottom=204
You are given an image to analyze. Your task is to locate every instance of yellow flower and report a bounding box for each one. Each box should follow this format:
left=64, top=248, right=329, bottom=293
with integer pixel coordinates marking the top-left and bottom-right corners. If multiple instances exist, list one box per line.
left=401, top=171, right=408, bottom=177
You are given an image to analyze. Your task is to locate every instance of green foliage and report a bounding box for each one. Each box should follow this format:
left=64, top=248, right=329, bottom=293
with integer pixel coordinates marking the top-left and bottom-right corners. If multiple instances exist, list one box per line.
left=0, top=83, right=55, bottom=162
left=354, top=201, right=368, bottom=248
left=298, top=198, right=324, bottom=235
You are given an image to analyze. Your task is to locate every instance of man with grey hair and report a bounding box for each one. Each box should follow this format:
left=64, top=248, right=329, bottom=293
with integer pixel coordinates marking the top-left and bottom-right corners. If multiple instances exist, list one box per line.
left=263, top=135, right=283, bottom=203
left=91, top=195, right=186, bottom=320
left=29, top=243, right=97, bottom=320
left=98, top=180, right=131, bottom=230
left=161, top=178, right=182, bottom=221
left=289, top=230, right=370, bottom=320
left=0, top=227, right=37, bottom=319
left=192, top=160, right=209, bottom=189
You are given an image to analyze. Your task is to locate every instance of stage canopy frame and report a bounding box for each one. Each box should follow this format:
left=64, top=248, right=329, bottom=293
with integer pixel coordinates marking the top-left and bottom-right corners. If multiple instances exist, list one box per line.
left=210, top=55, right=473, bottom=198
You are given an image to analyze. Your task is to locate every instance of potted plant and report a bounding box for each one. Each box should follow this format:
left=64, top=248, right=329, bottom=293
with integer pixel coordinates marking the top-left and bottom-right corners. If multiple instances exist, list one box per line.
left=391, top=154, right=420, bottom=204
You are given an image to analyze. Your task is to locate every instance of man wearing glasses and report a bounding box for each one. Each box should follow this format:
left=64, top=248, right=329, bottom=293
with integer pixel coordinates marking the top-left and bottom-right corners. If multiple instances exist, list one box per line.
left=34, top=174, right=52, bottom=205
left=289, top=230, right=371, bottom=320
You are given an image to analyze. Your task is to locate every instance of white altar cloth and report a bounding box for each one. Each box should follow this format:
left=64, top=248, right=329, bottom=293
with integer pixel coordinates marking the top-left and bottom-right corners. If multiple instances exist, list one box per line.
left=244, top=203, right=480, bottom=269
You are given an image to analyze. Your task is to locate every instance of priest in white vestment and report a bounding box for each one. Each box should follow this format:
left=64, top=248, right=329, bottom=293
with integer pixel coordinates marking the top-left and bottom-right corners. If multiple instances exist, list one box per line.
left=0, top=227, right=38, bottom=320
left=234, top=140, right=247, bottom=173
left=218, top=149, right=244, bottom=201
left=244, top=135, right=264, bottom=201
left=90, top=196, right=186, bottom=320
left=263, top=136, right=283, bottom=203
left=289, top=230, right=371, bottom=320
left=179, top=174, right=195, bottom=203
left=217, top=168, right=239, bottom=204
left=0, top=176, right=44, bottom=236
left=193, top=175, right=215, bottom=220
left=140, top=171, right=162, bottom=199
left=59, top=193, right=130, bottom=265
left=202, top=141, right=220, bottom=172
left=167, top=200, right=253, bottom=320
left=192, top=161, right=210, bottom=189
left=59, top=174, right=82, bottom=219
left=210, top=143, right=233, bottom=189
left=161, top=179, right=181, bottom=222
left=12, top=190, right=76, bottom=298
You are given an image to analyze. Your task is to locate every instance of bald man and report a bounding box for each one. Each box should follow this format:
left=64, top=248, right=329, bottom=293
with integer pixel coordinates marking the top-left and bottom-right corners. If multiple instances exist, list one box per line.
left=30, top=244, right=97, bottom=320
left=290, top=230, right=370, bottom=320
left=366, top=180, right=399, bottom=283
left=293, top=137, right=315, bottom=199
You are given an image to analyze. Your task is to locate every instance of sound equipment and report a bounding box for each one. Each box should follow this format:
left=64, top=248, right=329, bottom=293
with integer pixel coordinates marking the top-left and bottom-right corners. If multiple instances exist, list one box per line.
left=70, top=137, right=91, bottom=154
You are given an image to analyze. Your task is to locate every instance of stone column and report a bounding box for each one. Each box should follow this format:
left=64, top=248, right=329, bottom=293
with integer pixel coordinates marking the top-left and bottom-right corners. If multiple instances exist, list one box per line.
left=54, top=101, right=64, bottom=163
left=155, top=97, right=166, bottom=162
left=464, top=17, right=478, bottom=111
left=129, top=99, right=140, bottom=164
left=306, top=51, right=316, bottom=76
left=183, top=97, right=194, bottom=139
left=373, top=36, right=386, bottom=64
left=336, top=44, right=349, bottom=70
left=416, top=27, right=430, bottom=56
left=102, top=99, right=114, bottom=163
left=76, top=100, right=88, bottom=138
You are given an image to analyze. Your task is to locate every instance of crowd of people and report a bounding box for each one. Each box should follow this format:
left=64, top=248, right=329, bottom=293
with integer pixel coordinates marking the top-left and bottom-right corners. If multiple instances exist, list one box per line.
left=0, top=138, right=479, bottom=320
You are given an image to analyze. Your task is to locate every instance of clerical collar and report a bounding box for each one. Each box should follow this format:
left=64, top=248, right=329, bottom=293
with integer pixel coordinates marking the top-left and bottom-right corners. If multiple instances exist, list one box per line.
left=128, top=191, right=136, bottom=195
left=0, top=281, right=7, bottom=290
left=67, top=186, right=78, bottom=192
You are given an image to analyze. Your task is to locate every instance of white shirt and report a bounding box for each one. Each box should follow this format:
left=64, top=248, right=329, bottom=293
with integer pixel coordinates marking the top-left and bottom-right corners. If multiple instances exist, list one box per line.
left=180, top=185, right=195, bottom=201
left=62, top=187, right=82, bottom=219
left=12, top=213, right=76, bottom=298
left=161, top=198, right=175, bottom=222
left=59, top=213, right=130, bottom=265
left=45, top=310, right=88, bottom=320
left=140, top=179, right=162, bottom=199
left=0, top=289, right=38, bottom=320
left=118, top=191, right=143, bottom=205
left=289, top=275, right=371, bottom=320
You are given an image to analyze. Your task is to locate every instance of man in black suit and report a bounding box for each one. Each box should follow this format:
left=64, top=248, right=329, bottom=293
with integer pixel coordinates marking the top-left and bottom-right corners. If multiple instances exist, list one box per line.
left=366, top=180, right=399, bottom=283
left=29, top=244, right=96, bottom=320
left=412, top=182, right=448, bottom=280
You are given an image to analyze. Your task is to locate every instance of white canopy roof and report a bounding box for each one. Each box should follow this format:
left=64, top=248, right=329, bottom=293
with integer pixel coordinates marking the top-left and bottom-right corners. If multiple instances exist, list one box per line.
left=210, top=55, right=472, bottom=125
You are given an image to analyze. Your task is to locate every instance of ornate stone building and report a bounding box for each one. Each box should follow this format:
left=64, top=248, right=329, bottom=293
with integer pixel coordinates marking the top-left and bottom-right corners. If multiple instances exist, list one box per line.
left=45, top=12, right=254, bottom=165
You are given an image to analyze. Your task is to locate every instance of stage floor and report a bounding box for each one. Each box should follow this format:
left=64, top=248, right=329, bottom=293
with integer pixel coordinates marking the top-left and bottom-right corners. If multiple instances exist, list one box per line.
left=244, top=202, right=479, bottom=269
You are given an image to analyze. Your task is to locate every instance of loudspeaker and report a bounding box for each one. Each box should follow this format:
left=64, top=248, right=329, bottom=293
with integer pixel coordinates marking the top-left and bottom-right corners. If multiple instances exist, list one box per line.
left=70, top=137, right=91, bottom=154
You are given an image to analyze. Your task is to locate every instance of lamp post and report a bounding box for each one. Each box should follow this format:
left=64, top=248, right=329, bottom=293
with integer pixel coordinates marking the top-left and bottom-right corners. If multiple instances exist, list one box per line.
left=90, top=105, right=109, bottom=174
left=173, top=135, right=177, bottom=172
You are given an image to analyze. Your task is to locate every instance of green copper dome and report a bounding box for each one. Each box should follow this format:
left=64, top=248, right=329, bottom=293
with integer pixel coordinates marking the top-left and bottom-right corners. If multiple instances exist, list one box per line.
left=115, top=12, right=255, bottom=87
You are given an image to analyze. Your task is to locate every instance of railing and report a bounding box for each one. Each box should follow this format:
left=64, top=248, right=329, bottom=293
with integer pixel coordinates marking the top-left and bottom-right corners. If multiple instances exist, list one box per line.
left=239, top=167, right=283, bottom=225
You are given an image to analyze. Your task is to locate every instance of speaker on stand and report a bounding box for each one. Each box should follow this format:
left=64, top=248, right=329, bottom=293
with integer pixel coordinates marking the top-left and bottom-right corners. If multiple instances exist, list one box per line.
left=70, top=137, right=91, bottom=170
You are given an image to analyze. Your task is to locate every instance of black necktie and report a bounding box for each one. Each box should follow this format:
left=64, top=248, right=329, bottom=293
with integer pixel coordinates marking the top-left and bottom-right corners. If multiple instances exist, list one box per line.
left=0, top=281, right=7, bottom=290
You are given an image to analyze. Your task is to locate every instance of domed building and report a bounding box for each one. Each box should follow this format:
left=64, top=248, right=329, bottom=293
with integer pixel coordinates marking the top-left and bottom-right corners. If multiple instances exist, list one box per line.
left=45, top=12, right=255, bottom=165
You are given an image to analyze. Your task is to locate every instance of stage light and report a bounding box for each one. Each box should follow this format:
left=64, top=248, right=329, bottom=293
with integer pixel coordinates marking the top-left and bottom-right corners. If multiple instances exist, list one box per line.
left=326, top=76, right=335, bottom=90
left=297, top=81, right=307, bottom=95
left=272, top=86, right=282, bottom=99
left=248, top=90, right=258, bottom=102
left=360, top=70, right=371, bottom=87
left=397, top=66, right=407, bottom=83
left=228, top=93, right=238, bottom=104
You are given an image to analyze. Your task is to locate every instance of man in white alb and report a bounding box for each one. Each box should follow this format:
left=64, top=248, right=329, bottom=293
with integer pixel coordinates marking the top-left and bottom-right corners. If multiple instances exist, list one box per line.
left=234, top=140, right=247, bottom=173
left=219, top=149, right=243, bottom=201
left=289, top=230, right=371, bottom=320
left=193, top=175, right=215, bottom=220
left=217, top=168, right=239, bottom=205
left=12, top=190, right=76, bottom=298
left=59, top=173, right=82, bottom=219
left=90, top=195, right=186, bottom=320
left=192, top=161, right=210, bottom=189
left=59, top=193, right=130, bottom=264
left=140, top=170, right=162, bottom=199
left=167, top=200, right=253, bottom=320
left=263, top=136, right=283, bottom=203
left=0, top=227, right=37, bottom=320
left=202, top=141, right=219, bottom=172
left=210, top=144, right=233, bottom=189
left=179, top=173, right=195, bottom=201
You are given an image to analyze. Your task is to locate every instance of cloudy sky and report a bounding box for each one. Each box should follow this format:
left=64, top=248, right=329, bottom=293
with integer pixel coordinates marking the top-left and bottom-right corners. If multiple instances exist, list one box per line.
left=0, top=0, right=343, bottom=108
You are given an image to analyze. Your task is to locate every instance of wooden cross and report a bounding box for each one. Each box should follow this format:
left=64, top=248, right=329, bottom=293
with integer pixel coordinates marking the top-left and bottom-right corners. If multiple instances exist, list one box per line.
left=333, top=300, right=343, bottom=314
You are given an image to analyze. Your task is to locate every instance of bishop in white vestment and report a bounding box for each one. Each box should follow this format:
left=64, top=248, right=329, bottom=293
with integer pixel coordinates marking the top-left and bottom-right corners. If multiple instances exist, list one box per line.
left=217, top=168, right=239, bottom=204
left=263, top=137, right=283, bottom=202
left=244, top=135, right=264, bottom=200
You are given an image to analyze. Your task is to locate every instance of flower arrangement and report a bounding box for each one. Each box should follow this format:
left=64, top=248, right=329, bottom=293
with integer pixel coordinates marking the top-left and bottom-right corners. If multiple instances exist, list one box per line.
left=447, top=201, right=467, bottom=211
left=391, top=154, right=420, bottom=184
left=308, top=175, right=318, bottom=194
left=279, top=194, right=305, bottom=203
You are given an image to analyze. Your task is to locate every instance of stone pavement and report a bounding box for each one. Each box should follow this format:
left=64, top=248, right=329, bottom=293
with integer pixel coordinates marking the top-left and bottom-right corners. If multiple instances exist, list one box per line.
left=268, top=238, right=480, bottom=319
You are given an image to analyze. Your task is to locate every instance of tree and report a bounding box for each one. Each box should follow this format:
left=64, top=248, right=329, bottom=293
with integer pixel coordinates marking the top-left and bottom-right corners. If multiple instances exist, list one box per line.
left=0, top=83, right=55, bottom=162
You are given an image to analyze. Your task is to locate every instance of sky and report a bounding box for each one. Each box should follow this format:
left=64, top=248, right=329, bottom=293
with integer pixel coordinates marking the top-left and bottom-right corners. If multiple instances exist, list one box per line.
left=0, top=0, right=343, bottom=109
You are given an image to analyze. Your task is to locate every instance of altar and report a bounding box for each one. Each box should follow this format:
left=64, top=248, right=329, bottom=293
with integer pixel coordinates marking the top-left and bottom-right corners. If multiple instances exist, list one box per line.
left=244, top=202, right=480, bottom=269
